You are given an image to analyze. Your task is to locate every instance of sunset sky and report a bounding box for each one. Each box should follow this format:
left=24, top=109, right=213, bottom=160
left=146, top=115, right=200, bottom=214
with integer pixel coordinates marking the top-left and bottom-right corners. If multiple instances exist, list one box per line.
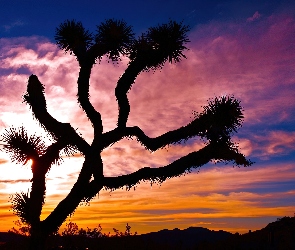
left=0, top=0, right=294, bottom=235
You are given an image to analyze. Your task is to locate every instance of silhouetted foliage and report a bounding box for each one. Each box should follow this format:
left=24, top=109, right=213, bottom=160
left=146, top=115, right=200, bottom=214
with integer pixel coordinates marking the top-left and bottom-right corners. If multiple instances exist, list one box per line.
left=129, top=20, right=189, bottom=69
left=1, top=127, right=46, bottom=164
left=55, top=20, right=93, bottom=53
left=95, top=19, right=135, bottom=61
left=59, top=221, right=136, bottom=238
left=3, top=217, right=294, bottom=249
left=10, top=192, right=31, bottom=225
left=1, top=18, right=252, bottom=249
left=8, top=220, right=31, bottom=237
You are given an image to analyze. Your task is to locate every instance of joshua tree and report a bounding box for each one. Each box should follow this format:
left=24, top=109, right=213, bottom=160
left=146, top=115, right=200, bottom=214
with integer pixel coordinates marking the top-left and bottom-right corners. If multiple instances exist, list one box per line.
left=1, top=19, right=251, bottom=249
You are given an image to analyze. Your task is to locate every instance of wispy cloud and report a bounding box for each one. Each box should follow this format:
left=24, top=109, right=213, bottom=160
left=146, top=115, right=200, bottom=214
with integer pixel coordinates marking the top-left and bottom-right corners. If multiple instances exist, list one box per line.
left=0, top=179, right=30, bottom=183
left=0, top=159, right=8, bottom=165
left=243, top=131, right=295, bottom=159
left=3, top=20, right=25, bottom=32
left=32, top=161, right=295, bottom=233
left=247, top=11, right=261, bottom=22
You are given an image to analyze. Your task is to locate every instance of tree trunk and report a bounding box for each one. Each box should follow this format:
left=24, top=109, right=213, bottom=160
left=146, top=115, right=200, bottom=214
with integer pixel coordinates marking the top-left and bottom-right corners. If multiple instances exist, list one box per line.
left=29, top=228, right=48, bottom=250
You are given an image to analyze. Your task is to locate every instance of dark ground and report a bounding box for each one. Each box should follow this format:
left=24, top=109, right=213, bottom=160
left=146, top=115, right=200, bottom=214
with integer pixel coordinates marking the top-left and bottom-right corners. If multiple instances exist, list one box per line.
left=0, top=216, right=294, bottom=249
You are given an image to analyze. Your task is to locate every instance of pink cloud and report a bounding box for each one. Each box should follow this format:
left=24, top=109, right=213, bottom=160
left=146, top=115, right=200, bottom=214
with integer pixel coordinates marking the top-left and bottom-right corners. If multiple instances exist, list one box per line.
left=1, top=14, right=294, bottom=137
left=247, top=11, right=261, bottom=22
left=249, top=131, right=295, bottom=158
left=187, top=15, right=295, bottom=124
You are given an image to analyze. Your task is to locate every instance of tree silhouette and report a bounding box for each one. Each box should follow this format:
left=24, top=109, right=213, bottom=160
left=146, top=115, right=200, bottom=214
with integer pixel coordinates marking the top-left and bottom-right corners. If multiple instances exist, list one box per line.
left=1, top=19, right=252, bottom=249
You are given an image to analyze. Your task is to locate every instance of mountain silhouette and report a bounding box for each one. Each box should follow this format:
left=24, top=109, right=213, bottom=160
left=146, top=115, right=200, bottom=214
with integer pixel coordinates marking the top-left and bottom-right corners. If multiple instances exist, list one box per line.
left=139, top=227, right=232, bottom=248
left=0, top=216, right=294, bottom=249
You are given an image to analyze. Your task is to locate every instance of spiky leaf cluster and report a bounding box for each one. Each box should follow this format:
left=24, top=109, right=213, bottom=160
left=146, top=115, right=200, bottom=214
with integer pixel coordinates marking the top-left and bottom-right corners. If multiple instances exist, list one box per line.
left=95, top=19, right=135, bottom=61
left=55, top=20, right=93, bottom=54
left=1, top=127, right=47, bottom=164
left=130, top=20, right=190, bottom=69
left=148, top=20, right=190, bottom=63
left=196, top=96, right=244, bottom=142
left=52, top=144, right=78, bottom=166
left=10, top=192, right=31, bottom=225
left=61, top=144, right=78, bottom=157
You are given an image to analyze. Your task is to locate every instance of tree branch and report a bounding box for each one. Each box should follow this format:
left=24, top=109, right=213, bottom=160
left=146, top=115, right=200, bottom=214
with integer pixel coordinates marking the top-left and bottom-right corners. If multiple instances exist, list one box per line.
left=102, top=142, right=251, bottom=190
left=103, top=96, right=244, bottom=150
left=24, top=75, right=90, bottom=155
left=40, top=140, right=70, bottom=172
left=115, top=60, right=145, bottom=128
left=124, top=122, right=204, bottom=151
left=77, top=63, right=103, bottom=135
left=41, top=154, right=104, bottom=233
left=29, top=160, right=47, bottom=227
left=100, top=122, right=193, bottom=151
left=28, top=139, right=71, bottom=228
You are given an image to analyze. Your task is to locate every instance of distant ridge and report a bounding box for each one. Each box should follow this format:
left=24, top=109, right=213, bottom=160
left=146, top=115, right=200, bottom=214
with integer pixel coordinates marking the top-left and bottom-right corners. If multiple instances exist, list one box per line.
left=0, top=226, right=232, bottom=249
left=139, top=226, right=233, bottom=248
left=0, top=216, right=294, bottom=249
left=0, top=232, right=25, bottom=243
